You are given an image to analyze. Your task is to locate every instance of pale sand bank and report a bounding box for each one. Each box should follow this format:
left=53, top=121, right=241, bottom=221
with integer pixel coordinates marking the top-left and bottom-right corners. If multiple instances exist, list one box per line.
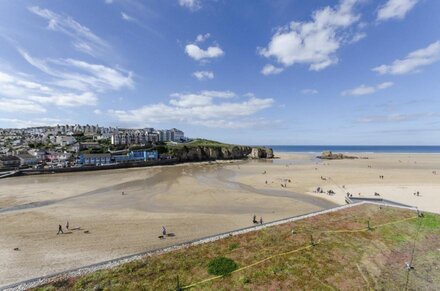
left=237, top=152, right=440, bottom=213
left=0, top=152, right=439, bottom=287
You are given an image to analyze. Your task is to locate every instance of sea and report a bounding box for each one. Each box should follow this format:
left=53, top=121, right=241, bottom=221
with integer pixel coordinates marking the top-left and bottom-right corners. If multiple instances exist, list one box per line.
left=265, top=145, right=440, bottom=154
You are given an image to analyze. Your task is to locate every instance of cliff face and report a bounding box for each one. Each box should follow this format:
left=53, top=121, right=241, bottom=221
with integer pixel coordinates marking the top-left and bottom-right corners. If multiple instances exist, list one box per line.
left=250, top=147, right=273, bottom=159
left=170, top=145, right=273, bottom=162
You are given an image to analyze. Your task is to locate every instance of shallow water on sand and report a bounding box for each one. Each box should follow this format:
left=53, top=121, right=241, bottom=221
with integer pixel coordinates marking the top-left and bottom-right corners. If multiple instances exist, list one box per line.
left=0, top=160, right=335, bottom=214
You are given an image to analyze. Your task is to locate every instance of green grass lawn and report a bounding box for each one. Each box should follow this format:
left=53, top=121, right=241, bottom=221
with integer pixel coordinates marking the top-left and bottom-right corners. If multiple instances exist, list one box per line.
left=35, top=204, right=440, bottom=290
left=168, top=139, right=237, bottom=148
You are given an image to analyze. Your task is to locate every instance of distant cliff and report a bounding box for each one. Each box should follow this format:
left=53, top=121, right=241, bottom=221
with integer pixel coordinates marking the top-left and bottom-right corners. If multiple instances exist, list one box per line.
left=165, top=140, right=273, bottom=162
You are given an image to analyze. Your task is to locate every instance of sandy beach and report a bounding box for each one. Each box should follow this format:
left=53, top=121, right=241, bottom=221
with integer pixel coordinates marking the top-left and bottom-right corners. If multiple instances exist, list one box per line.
left=1, top=152, right=439, bottom=287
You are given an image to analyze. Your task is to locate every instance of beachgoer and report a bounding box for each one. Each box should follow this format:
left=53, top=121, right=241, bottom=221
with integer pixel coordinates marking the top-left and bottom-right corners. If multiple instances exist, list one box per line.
left=405, top=262, right=414, bottom=270
left=66, top=221, right=69, bottom=230
left=57, top=224, right=64, bottom=235
left=253, top=214, right=257, bottom=224
left=162, top=226, right=167, bottom=236
left=259, top=217, right=263, bottom=224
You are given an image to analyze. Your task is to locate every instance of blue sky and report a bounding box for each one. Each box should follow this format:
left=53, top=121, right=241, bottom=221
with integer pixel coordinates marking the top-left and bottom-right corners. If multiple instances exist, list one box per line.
left=0, top=0, right=439, bottom=145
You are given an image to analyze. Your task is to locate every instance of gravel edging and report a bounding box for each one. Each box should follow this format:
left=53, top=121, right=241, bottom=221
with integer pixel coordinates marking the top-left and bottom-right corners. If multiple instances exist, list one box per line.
left=2, top=201, right=418, bottom=291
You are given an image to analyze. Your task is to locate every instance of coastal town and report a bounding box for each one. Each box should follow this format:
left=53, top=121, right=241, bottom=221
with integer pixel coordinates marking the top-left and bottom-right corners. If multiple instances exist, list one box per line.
left=0, top=125, right=185, bottom=170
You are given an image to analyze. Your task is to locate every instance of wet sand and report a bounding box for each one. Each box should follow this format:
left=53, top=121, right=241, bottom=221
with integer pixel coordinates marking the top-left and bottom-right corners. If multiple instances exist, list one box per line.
left=1, top=152, right=439, bottom=287
left=0, top=159, right=333, bottom=287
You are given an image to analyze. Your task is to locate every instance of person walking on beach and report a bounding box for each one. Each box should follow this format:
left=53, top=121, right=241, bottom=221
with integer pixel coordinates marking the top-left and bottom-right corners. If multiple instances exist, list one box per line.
left=260, top=217, right=263, bottom=224
left=57, top=224, right=64, bottom=235
left=253, top=214, right=257, bottom=224
left=66, top=221, right=69, bottom=230
left=162, top=226, right=167, bottom=236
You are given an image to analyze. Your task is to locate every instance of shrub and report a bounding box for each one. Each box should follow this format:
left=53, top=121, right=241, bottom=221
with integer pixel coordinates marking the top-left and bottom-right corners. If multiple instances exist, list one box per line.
left=207, top=257, right=238, bottom=276
left=228, top=242, right=240, bottom=251
left=239, top=275, right=250, bottom=284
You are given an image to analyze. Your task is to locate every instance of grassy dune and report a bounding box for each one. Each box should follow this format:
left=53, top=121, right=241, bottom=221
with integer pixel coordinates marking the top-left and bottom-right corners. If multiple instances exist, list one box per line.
left=35, top=204, right=440, bottom=290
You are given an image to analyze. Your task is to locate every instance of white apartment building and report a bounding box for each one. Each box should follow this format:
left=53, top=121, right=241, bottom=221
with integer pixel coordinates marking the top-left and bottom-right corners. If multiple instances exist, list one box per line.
left=111, top=128, right=184, bottom=145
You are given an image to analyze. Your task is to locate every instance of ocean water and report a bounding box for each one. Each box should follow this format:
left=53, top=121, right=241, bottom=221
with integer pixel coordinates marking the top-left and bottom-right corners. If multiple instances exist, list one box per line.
left=265, top=145, right=440, bottom=154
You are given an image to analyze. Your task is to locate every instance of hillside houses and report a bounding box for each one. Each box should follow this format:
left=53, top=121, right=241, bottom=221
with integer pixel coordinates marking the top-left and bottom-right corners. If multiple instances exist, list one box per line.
left=0, top=124, right=185, bottom=169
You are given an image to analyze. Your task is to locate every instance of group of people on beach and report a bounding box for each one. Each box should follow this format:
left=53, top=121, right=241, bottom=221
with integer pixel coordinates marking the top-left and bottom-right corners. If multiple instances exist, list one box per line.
left=158, top=226, right=176, bottom=239
left=253, top=214, right=263, bottom=225
left=57, top=221, right=69, bottom=235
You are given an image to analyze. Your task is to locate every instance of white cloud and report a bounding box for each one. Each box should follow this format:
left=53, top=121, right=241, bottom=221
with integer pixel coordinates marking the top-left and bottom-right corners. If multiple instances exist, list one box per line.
left=350, top=32, right=366, bottom=43
left=178, top=0, right=201, bottom=11
left=0, top=69, right=99, bottom=109
left=200, top=90, right=236, bottom=98
left=376, top=81, right=394, bottom=89
left=0, top=117, right=61, bottom=128
left=0, top=98, right=46, bottom=113
left=342, top=81, right=394, bottom=96
left=0, top=71, right=52, bottom=99
left=196, top=33, right=210, bottom=43
left=28, top=6, right=109, bottom=57
left=259, top=0, right=361, bottom=72
left=301, top=89, right=319, bottom=95
left=121, top=12, right=136, bottom=22
left=19, top=49, right=134, bottom=92
left=191, top=118, right=277, bottom=129
left=119, top=11, right=161, bottom=37
left=377, top=0, right=419, bottom=21
left=0, top=48, right=132, bottom=112
left=357, top=112, right=434, bottom=123
left=169, top=90, right=234, bottom=107
left=94, top=109, right=102, bottom=115
left=373, top=41, right=440, bottom=75
left=185, top=44, right=224, bottom=61
left=192, top=70, right=214, bottom=80
left=261, top=64, right=284, bottom=75
left=29, top=92, right=98, bottom=107
left=110, top=91, right=273, bottom=128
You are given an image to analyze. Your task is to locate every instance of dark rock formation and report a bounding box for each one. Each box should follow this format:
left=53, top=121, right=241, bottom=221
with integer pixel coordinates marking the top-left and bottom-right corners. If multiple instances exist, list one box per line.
left=317, top=151, right=358, bottom=160
left=170, top=145, right=273, bottom=162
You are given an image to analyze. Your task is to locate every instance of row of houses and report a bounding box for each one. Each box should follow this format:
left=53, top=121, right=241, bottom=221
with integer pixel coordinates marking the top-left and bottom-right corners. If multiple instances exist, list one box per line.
left=0, top=149, right=74, bottom=169
left=0, top=150, right=160, bottom=169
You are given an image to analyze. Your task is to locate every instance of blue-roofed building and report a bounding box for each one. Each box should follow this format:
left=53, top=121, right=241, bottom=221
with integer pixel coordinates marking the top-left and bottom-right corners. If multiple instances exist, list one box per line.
left=112, top=150, right=158, bottom=163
